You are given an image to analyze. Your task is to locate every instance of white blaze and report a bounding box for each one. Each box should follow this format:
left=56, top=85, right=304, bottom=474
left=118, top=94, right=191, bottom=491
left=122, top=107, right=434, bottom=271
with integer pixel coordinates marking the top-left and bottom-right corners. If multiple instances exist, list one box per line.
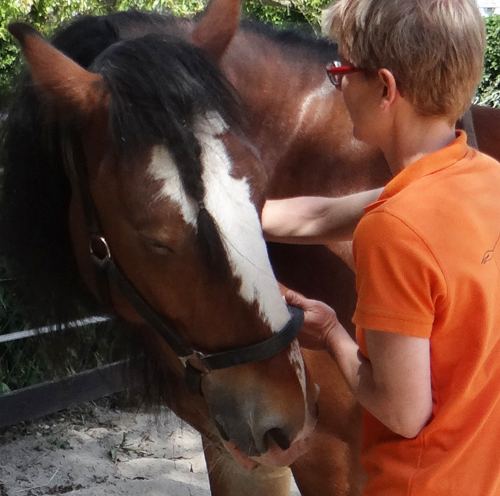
left=195, top=114, right=290, bottom=332
left=148, top=147, right=198, bottom=226
left=147, top=115, right=289, bottom=331
left=288, top=340, right=307, bottom=398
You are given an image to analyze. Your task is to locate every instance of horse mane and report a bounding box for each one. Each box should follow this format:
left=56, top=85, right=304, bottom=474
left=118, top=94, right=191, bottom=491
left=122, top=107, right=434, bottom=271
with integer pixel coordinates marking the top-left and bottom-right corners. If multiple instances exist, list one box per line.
left=94, top=35, right=241, bottom=166
left=51, top=10, right=190, bottom=66
left=0, top=16, right=240, bottom=330
left=240, top=19, right=339, bottom=64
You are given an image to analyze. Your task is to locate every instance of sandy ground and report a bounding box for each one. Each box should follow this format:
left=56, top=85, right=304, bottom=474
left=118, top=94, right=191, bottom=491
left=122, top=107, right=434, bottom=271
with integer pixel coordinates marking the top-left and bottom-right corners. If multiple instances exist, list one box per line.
left=0, top=397, right=300, bottom=495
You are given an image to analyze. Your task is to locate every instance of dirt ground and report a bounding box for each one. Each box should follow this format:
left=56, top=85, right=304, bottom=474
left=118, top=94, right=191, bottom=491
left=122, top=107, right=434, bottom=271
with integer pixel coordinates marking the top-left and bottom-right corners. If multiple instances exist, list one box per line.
left=0, top=397, right=300, bottom=495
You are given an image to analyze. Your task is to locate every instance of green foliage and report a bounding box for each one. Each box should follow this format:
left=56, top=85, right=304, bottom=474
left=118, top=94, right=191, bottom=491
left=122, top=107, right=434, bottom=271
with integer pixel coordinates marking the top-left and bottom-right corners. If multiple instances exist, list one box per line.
left=475, top=14, right=500, bottom=108
left=286, top=0, right=331, bottom=31
left=244, top=1, right=304, bottom=27
left=243, top=0, right=330, bottom=31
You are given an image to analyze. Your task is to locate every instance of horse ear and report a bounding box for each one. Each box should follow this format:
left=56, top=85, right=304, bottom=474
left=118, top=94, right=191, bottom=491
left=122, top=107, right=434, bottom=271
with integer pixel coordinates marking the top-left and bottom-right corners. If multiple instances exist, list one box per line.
left=190, top=0, right=240, bottom=62
left=8, top=22, right=105, bottom=116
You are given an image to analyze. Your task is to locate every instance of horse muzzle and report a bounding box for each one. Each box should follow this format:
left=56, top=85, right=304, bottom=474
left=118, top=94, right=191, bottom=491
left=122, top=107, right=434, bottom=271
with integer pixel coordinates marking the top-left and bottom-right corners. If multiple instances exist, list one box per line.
left=202, top=360, right=320, bottom=467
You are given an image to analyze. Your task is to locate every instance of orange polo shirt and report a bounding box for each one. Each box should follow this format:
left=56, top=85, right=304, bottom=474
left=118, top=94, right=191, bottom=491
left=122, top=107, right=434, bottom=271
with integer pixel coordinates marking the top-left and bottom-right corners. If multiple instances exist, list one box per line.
left=353, top=131, right=500, bottom=495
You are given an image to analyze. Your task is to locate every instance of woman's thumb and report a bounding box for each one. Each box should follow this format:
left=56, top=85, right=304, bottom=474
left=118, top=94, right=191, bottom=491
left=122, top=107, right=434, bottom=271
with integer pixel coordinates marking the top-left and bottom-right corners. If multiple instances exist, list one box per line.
left=285, top=289, right=303, bottom=307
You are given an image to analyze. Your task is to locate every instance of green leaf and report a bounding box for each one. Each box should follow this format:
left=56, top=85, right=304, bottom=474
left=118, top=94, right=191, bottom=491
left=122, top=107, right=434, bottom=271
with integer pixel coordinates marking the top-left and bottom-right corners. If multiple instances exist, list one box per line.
left=0, top=382, right=11, bottom=395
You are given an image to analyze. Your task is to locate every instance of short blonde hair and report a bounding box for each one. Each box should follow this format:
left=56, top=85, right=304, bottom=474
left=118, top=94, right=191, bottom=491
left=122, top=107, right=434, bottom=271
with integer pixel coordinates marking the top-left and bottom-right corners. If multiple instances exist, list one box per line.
left=324, top=0, right=485, bottom=121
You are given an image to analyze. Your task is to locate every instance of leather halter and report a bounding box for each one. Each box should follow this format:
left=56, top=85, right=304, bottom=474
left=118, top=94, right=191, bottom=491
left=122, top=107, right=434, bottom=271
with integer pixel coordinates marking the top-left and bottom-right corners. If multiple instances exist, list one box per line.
left=65, top=138, right=304, bottom=394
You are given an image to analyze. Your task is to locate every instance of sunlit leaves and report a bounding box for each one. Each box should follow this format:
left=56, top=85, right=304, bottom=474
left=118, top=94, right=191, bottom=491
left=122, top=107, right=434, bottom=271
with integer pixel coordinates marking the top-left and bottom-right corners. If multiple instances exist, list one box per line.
left=475, top=14, right=500, bottom=107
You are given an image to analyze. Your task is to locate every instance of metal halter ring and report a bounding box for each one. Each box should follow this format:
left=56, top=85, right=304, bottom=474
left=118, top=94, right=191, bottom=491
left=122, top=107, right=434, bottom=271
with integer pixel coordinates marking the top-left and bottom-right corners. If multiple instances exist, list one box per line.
left=89, top=235, right=112, bottom=262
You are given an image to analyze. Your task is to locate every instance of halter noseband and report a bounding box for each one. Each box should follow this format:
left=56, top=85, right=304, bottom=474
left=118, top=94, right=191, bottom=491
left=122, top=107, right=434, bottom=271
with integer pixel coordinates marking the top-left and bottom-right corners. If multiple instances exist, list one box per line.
left=66, top=139, right=303, bottom=394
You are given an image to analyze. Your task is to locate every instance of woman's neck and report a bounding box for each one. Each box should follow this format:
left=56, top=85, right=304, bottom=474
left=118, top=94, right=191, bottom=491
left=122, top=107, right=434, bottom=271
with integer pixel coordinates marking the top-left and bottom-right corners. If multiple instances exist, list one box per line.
left=381, top=107, right=456, bottom=176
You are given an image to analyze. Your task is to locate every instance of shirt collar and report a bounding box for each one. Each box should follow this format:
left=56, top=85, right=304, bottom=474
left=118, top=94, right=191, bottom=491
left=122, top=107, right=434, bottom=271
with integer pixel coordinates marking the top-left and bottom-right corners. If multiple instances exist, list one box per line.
left=365, top=130, right=469, bottom=213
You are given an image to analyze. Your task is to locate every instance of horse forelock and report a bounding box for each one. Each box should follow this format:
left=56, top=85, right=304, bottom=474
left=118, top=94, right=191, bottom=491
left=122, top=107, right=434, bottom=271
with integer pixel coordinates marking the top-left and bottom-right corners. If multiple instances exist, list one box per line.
left=90, top=33, right=238, bottom=281
left=91, top=34, right=242, bottom=164
left=92, top=34, right=247, bottom=278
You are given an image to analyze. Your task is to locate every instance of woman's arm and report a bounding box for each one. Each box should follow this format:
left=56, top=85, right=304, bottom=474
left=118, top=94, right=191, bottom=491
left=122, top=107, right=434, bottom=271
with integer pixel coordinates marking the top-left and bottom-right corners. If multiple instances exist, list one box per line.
left=286, top=290, right=432, bottom=439
left=262, top=188, right=383, bottom=244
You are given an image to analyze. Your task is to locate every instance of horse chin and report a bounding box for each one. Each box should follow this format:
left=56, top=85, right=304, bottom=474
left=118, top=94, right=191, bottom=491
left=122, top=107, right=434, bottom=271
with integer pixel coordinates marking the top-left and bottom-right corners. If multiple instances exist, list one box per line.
left=224, top=422, right=315, bottom=470
left=252, top=435, right=312, bottom=467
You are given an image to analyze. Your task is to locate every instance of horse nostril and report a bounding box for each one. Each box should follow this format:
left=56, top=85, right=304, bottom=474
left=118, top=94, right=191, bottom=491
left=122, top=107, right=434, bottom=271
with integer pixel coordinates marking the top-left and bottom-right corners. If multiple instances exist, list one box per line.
left=267, top=427, right=291, bottom=451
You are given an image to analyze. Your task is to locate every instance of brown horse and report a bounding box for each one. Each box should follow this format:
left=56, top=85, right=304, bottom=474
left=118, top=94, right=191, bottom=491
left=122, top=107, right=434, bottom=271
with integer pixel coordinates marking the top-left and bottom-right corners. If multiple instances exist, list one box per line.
left=4, top=1, right=500, bottom=495
left=3, top=11, right=317, bottom=496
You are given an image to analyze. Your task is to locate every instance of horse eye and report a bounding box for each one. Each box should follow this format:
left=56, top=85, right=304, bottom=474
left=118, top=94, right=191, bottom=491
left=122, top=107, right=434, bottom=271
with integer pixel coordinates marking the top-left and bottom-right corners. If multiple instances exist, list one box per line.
left=146, top=238, right=174, bottom=254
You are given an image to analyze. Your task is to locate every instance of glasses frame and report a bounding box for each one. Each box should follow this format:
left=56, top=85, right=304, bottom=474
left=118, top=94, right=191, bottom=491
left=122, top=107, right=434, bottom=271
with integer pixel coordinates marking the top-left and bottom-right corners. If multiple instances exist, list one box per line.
left=326, top=61, right=362, bottom=88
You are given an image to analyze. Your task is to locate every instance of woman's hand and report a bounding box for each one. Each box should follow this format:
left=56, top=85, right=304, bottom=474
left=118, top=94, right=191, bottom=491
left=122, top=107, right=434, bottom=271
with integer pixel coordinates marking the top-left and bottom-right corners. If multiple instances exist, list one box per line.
left=285, top=290, right=343, bottom=351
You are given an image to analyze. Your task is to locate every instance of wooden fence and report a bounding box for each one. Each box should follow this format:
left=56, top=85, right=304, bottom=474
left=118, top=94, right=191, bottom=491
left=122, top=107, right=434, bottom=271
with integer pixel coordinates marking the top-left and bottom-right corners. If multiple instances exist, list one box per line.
left=0, top=318, right=136, bottom=429
left=0, top=360, right=131, bottom=429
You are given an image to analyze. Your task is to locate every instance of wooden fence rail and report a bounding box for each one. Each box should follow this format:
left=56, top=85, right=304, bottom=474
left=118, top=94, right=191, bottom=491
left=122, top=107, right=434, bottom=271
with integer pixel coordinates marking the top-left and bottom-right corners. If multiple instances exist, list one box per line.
left=0, top=316, right=110, bottom=344
left=0, top=360, right=134, bottom=429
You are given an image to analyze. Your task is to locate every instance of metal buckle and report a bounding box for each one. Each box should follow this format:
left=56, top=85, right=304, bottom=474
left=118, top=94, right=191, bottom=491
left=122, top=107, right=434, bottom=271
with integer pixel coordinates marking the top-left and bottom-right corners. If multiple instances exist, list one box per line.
left=179, top=351, right=211, bottom=374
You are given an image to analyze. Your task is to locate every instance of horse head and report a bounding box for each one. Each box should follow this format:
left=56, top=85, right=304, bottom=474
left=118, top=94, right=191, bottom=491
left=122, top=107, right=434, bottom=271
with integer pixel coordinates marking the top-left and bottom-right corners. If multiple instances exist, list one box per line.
left=8, top=15, right=318, bottom=468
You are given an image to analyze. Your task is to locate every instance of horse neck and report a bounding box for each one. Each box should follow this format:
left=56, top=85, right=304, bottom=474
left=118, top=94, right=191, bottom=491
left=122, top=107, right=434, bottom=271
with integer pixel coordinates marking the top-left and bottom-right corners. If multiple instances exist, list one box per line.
left=222, top=31, right=327, bottom=173
left=222, top=29, right=390, bottom=198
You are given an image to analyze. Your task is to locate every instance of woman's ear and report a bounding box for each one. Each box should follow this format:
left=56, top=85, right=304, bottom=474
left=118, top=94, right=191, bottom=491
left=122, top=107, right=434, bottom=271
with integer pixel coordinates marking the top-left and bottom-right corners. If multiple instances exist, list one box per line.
left=378, top=68, right=398, bottom=110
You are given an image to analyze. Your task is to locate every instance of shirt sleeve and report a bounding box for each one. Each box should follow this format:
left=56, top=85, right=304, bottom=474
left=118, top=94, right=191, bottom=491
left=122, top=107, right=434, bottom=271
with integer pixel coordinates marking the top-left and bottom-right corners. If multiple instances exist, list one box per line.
left=352, top=210, right=447, bottom=338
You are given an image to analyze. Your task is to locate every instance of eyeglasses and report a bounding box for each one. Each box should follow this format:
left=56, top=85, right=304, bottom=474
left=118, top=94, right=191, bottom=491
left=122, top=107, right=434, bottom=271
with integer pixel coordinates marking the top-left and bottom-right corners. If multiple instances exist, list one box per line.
left=326, top=61, right=362, bottom=88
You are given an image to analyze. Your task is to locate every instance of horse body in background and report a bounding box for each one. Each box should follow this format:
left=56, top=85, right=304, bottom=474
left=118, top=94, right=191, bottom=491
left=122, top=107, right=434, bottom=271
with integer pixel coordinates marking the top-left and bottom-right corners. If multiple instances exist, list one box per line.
left=3, top=1, right=500, bottom=495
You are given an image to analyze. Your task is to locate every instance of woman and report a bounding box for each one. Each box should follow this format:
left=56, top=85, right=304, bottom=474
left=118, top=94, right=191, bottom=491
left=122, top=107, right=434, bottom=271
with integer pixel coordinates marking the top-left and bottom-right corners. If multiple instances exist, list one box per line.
left=262, top=0, right=500, bottom=494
